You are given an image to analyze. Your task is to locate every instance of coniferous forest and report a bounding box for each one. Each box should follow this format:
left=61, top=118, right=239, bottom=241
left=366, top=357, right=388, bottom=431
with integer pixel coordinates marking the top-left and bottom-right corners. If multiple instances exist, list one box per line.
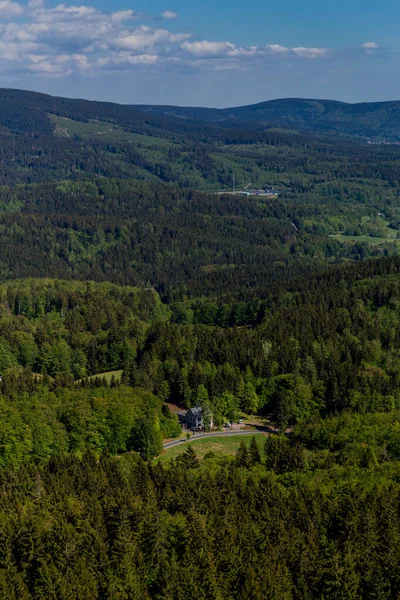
left=3, top=89, right=400, bottom=598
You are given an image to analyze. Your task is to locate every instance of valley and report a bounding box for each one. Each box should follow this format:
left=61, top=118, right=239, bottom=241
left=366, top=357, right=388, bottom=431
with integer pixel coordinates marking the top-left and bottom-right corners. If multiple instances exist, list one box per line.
left=2, top=88, right=400, bottom=598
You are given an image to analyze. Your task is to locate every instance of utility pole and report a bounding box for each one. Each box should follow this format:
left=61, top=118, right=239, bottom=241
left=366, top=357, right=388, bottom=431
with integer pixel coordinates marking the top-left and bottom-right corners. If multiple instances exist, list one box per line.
left=232, top=172, right=236, bottom=193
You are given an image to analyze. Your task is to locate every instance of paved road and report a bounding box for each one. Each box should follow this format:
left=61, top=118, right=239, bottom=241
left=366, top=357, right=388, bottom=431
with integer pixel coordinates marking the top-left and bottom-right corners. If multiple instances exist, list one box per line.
left=163, top=429, right=267, bottom=449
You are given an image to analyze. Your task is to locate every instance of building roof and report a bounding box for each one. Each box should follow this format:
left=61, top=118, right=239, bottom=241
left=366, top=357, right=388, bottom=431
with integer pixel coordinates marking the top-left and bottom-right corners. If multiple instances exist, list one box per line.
left=188, top=406, right=203, bottom=417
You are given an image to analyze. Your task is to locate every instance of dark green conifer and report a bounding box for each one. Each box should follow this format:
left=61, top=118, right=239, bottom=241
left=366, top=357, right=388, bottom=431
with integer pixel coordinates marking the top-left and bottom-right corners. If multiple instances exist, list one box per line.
left=235, top=440, right=250, bottom=467
left=178, top=445, right=199, bottom=469
left=249, top=436, right=261, bottom=465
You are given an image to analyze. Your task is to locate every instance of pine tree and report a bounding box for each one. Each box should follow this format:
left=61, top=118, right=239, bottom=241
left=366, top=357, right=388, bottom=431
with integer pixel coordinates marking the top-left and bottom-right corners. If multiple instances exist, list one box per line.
left=264, top=435, right=287, bottom=473
left=178, top=445, right=199, bottom=468
left=121, top=361, right=136, bottom=386
left=249, top=436, right=261, bottom=465
left=235, top=440, right=249, bottom=467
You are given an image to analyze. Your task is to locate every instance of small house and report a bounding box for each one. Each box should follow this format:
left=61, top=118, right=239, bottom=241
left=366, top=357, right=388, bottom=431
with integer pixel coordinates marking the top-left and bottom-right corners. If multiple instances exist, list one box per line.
left=185, top=406, right=204, bottom=430
left=177, top=406, right=213, bottom=431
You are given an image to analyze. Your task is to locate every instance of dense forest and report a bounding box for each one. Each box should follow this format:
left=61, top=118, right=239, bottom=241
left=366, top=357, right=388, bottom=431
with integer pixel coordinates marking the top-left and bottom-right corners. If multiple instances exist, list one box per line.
left=1, top=258, right=400, bottom=459
left=2, top=89, right=400, bottom=597
left=0, top=88, right=400, bottom=188
left=3, top=88, right=400, bottom=140
left=0, top=177, right=397, bottom=299
left=3, top=416, right=400, bottom=599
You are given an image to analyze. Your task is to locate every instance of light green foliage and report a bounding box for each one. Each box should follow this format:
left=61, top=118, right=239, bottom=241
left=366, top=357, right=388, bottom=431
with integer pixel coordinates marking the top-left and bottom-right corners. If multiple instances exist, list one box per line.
left=212, top=391, right=239, bottom=426
left=129, top=416, right=163, bottom=460
left=158, top=434, right=266, bottom=462
left=192, top=384, right=212, bottom=430
left=0, top=398, right=33, bottom=468
left=265, top=374, right=314, bottom=429
left=10, top=331, right=38, bottom=369
left=242, top=381, right=259, bottom=414
left=0, top=339, right=18, bottom=373
left=0, top=383, right=182, bottom=468
left=0, top=279, right=166, bottom=379
left=41, top=340, right=72, bottom=376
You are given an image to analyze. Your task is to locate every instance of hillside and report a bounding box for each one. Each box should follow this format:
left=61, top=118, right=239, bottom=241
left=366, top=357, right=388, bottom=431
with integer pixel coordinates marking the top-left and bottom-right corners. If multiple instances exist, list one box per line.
left=142, top=97, right=400, bottom=139
left=0, top=88, right=399, bottom=141
left=0, top=90, right=398, bottom=297
left=228, top=98, right=400, bottom=139
left=0, top=88, right=400, bottom=190
left=139, top=97, right=400, bottom=139
left=4, top=88, right=400, bottom=598
left=0, top=88, right=397, bottom=302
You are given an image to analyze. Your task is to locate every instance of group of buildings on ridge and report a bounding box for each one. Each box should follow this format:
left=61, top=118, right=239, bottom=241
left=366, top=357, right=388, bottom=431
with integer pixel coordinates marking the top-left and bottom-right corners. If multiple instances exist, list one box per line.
left=238, top=187, right=280, bottom=197
left=218, top=187, right=280, bottom=197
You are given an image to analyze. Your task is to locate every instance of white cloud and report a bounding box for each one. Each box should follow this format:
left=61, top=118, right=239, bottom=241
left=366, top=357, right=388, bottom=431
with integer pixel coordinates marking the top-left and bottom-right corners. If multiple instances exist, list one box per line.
left=98, top=52, right=159, bottom=69
left=292, top=47, right=329, bottom=58
left=0, top=0, right=382, bottom=78
left=266, top=44, right=289, bottom=54
left=114, top=26, right=190, bottom=51
left=182, top=40, right=330, bottom=60
left=161, top=10, right=178, bottom=19
left=361, top=42, right=379, bottom=49
left=110, top=10, right=138, bottom=23
left=181, top=40, right=235, bottom=57
left=31, top=4, right=99, bottom=23
left=0, top=0, right=24, bottom=18
left=360, top=42, right=380, bottom=56
left=27, top=0, right=44, bottom=8
left=0, top=40, right=36, bottom=60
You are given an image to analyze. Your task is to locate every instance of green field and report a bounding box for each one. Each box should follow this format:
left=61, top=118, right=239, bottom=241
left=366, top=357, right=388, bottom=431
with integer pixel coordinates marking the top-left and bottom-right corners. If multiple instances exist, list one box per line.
left=157, top=433, right=267, bottom=462
left=330, top=233, right=399, bottom=245
left=84, top=370, right=123, bottom=383
left=329, top=216, right=399, bottom=245
left=51, top=115, right=174, bottom=147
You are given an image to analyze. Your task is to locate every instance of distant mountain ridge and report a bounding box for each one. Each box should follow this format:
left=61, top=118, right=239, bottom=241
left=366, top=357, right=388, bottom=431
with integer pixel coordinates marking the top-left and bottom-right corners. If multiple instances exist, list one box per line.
left=142, top=97, right=400, bottom=139
left=0, top=87, right=400, bottom=139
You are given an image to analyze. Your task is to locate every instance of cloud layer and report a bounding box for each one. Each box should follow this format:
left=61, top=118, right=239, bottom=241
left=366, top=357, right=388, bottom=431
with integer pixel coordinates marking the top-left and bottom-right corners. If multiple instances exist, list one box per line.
left=0, top=1, right=382, bottom=78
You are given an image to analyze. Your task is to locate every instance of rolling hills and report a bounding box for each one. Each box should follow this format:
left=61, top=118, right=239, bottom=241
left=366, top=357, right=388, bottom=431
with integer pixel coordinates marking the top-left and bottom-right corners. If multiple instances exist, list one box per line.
left=0, top=87, right=399, bottom=190
left=1, top=88, right=400, bottom=140
left=0, top=88, right=396, bottom=297
left=3, top=89, right=400, bottom=599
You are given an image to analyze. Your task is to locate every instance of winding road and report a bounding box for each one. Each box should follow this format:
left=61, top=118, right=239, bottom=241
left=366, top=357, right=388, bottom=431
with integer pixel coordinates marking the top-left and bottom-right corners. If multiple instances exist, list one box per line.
left=163, top=429, right=268, bottom=449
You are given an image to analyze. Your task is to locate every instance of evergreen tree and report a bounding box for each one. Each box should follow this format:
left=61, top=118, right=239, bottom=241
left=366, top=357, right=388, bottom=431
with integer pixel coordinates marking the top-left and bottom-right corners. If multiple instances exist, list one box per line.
left=178, top=445, right=199, bottom=469
left=264, top=435, right=289, bottom=473
left=249, top=436, right=261, bottom=465
left=235, top=440, right=250, bottom=467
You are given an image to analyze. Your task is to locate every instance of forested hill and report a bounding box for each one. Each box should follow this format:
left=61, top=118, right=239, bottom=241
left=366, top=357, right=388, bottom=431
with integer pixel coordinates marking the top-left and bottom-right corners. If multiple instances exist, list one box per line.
left=1, top=87, right=400, bottom=140
left=0, top=88, right=398, bottom=301
left=4, top=88, right=400, bottom=598
left=2, top=87, right=400, bottom=192
left=143, top=97, right=400, bottom=139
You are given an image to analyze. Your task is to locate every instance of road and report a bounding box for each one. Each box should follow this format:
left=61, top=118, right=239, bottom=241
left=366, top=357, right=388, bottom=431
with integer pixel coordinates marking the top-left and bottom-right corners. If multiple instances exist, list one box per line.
left=163, top=429, right=267, bottom=449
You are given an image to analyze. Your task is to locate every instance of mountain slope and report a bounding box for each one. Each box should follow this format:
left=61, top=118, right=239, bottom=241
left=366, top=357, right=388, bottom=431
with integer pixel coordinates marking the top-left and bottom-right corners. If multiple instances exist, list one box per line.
left=226, top=98, right=400, bottom=138
left=148, top=97, right=400, bottom=138
left=0, top=88, right=399, bottom=189
left=0, top=88, right=400, bottom=139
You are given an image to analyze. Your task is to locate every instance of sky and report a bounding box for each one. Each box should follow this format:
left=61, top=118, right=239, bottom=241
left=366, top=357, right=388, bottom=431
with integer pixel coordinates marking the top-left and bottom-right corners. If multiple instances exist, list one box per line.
left=0, top=0, right=398, bottom=107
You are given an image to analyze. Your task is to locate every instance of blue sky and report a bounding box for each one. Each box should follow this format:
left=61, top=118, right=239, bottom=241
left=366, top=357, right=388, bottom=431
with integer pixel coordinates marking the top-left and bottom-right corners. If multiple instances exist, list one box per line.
left=0, top=0, right=397, bottom=106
